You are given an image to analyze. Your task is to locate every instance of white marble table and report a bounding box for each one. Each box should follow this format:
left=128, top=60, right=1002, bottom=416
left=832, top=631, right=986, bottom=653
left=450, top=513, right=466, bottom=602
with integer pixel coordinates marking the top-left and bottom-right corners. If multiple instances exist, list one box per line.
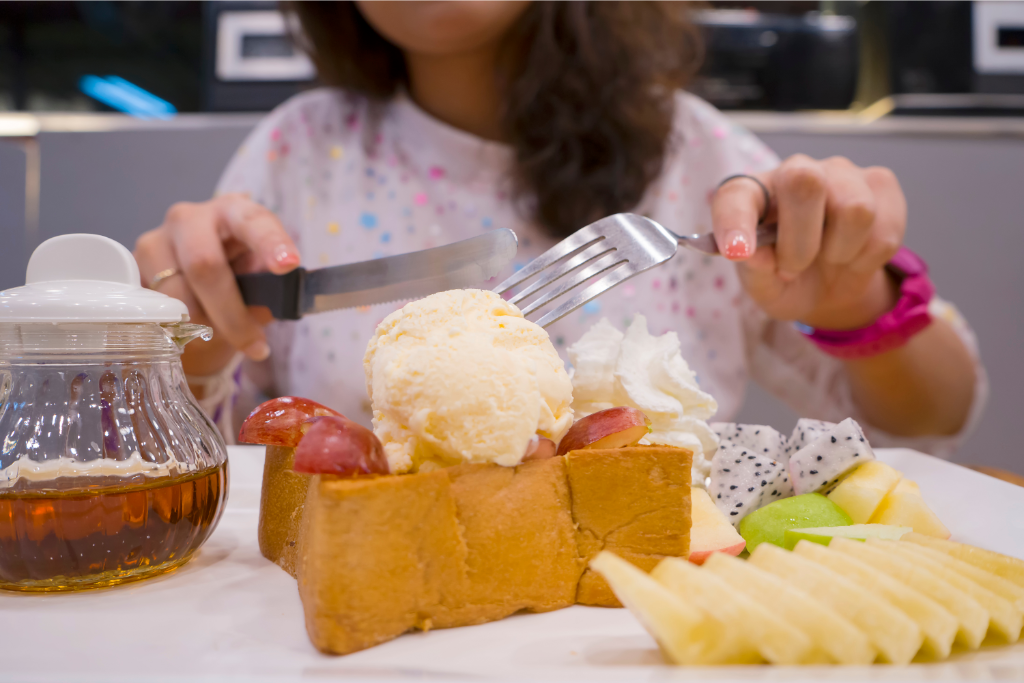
left=3, top=446, right=1024, bottom=683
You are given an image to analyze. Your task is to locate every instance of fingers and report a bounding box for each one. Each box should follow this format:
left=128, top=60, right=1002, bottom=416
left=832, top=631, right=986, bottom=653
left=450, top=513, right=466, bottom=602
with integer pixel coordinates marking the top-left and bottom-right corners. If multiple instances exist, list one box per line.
left=772, top=154, right=827, bottom=281
left=819, top=157, right=877, bottom=266
left=165, top=201, right=271, bottom=361
left=711, top=175, right=771, bottom=261
left=850, top=166, right=906, bottom=273
left=215, top=194, right=300, bottom=275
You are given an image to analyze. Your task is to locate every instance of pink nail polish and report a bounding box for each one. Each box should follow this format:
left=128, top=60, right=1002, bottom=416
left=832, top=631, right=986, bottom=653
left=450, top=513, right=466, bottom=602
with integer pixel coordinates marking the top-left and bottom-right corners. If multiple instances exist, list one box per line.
left=723, top=232, right=752, bottom=260
left=273, top=244, right=298, bottom=266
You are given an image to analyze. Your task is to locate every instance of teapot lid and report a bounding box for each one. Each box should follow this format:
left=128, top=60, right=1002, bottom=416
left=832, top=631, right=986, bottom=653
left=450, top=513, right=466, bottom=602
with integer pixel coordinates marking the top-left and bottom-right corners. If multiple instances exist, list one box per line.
left=0, top=234, right=189, bottom=323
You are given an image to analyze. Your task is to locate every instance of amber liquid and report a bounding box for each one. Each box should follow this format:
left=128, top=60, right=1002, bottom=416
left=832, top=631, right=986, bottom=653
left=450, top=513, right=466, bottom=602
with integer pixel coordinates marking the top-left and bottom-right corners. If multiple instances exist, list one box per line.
left=0, top=464, right=227, bottom=591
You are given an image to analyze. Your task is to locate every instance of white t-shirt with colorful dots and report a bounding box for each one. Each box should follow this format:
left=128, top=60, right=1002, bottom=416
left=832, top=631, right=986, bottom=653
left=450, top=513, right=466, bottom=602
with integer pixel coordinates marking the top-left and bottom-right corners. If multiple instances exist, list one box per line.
left=211, top=88, right=985, bottom=457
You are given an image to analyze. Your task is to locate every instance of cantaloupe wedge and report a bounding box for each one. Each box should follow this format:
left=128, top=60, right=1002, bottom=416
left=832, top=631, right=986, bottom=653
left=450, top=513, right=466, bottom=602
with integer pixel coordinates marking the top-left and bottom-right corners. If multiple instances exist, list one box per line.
left=875, top=540, right=1022, bottom=642
left=749, top=543, right=921, bottom=664
left=652, top=557, right=812, bottom=665
left=793, top=540, right=957, bottom=660
left=703, top=552, right=875, bottom=664
left=903, top=533, right=1024, bottom=589
left=830, top=537, right=988, bottom=649
left=589, top=552, right=756, bottom=665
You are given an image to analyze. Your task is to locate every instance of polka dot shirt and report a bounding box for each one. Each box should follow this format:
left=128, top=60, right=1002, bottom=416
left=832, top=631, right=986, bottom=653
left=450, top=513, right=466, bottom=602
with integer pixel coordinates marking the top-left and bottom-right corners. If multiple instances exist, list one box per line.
left=212, top=89, right=985, bottom=458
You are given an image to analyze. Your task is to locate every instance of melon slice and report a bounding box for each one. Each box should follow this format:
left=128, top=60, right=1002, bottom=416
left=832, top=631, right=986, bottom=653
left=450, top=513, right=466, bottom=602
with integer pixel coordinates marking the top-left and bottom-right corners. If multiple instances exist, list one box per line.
left=793, top=539, right=957, bottom=660
left=830, top=537, right=988, bottom=649
left=826, top=461, right=902, bottom=523
left=749, top=543, right=921, bottom=664
left=652, top=557, right=813, bottom=665
left=903, top=533, right=1024, bottom=589
left=703, top=552, right=875, bottom=664
left=868, top=479, right=950, bottom=539
left=589, top=552, right=756, bottom=665
left=875, top=539, right=1022, bottom=642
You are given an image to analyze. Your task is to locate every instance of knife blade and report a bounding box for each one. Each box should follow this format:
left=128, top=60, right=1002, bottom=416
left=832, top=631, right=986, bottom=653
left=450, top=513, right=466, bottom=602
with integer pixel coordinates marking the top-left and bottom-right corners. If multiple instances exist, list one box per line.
left=236, top=228, right=518, bottom=320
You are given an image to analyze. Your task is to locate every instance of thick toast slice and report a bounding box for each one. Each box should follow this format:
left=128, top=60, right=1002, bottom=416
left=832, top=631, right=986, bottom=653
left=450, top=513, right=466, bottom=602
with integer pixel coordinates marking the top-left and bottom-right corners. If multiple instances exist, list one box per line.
left=260, top=445, right=692, bottom=654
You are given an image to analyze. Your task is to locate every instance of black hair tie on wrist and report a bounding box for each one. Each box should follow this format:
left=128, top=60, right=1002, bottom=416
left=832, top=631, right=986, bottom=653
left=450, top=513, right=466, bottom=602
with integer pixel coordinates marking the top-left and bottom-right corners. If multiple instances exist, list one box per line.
left=717, top=174, right=771, bottom=225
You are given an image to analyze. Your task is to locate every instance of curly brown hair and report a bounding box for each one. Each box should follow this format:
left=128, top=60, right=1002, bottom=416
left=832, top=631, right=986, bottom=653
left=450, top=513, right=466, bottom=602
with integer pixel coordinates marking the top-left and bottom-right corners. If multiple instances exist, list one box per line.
left=287, top=2, right=702, bottom=238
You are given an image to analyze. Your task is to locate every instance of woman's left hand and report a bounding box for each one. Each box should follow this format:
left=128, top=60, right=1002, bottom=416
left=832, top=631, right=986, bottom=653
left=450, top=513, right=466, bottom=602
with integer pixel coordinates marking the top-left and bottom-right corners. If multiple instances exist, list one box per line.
left=711, top=155, right=907, bottom=330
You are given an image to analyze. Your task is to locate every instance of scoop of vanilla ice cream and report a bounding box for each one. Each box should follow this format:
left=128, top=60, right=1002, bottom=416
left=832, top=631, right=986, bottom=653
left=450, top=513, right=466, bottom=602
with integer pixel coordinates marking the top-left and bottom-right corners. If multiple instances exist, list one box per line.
left=568, top=315, right=719, bottom=487
left=364, top=289, right=574, bottom=473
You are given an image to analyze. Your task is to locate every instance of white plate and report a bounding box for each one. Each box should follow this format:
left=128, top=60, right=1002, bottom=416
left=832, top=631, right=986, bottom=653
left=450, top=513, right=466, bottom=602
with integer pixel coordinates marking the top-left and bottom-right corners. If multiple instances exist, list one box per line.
left=3, top=446, right=1024, bottom=683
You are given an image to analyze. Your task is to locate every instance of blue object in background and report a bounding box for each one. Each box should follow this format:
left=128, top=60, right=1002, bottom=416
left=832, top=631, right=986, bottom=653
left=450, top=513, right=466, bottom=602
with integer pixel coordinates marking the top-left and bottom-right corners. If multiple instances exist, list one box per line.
left=78, top=75, right=177, bottom=119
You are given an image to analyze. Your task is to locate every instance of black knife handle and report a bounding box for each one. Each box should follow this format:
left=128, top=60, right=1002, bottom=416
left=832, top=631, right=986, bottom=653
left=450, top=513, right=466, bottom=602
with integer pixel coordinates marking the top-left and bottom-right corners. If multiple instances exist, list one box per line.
left=236, top=268, right=305, bottom=320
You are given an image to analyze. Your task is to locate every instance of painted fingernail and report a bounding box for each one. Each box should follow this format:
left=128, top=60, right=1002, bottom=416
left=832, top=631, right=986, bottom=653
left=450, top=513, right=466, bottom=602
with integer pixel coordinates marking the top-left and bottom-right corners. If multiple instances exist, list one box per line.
left=273, top=244, right=299, bottom=267
left=244, top=339, right=271, bottom=361
left=722, top=231, right=752, bottom=260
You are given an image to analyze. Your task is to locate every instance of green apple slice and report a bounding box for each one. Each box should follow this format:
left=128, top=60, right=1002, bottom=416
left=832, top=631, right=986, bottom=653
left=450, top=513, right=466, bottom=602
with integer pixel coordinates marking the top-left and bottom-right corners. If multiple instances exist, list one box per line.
left=739, top=493, right=852, bottom=552
left=783, top=524, right=912, bottom=550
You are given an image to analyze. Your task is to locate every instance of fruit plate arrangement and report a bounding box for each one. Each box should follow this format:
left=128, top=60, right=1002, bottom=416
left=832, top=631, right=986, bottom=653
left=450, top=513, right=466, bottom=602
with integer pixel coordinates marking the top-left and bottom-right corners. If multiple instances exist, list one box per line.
left=2, top=445, right=1024, bottom=683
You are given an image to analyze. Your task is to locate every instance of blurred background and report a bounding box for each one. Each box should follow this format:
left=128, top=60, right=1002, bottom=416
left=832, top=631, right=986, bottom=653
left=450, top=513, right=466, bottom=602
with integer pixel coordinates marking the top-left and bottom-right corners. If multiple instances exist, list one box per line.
left=1, top=1, right=1022, bottom=472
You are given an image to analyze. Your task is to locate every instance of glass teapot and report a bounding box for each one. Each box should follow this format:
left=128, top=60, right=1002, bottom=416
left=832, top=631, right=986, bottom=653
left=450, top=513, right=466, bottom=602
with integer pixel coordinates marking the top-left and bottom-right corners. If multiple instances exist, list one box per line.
left=0, top=234, right=228, bottom=591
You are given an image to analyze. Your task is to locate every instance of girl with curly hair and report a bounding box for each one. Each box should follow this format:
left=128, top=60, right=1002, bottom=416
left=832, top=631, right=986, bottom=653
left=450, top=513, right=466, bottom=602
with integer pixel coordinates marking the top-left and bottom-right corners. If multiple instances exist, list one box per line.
left=135, top=1, right=982, bottom=459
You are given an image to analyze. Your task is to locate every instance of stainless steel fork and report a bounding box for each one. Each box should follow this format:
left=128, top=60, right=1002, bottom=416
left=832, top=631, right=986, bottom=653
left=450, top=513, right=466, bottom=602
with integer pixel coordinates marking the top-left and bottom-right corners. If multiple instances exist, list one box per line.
left=492, top=213, right=776, bottom=328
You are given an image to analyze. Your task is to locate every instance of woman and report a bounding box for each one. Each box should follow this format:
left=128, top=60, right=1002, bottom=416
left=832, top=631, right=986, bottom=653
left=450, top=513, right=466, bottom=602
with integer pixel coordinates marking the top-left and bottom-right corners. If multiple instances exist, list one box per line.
left=134, top=1, right=982, bottom=454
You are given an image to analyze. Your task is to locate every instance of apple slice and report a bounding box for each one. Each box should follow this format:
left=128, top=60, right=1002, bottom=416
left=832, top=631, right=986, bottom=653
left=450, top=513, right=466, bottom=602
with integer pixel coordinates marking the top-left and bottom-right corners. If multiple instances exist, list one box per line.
left=238, top=396, right=342, bottom=447
left=703, top=552, right=875, bottom=664
left=589, top=551, right=757, bottom=665
left=903, top=533, right=1024, bottom=589
left=783, top=523, right=911, bottom=550
left=749, top=542, right=922, bottom=664
left=556, top=407, right=651, bottom=456
left=829, top=537, right=989, bottom=649
left=688, top=488, right=745, bottom=565
left=793, top=539, right=958, bottom=660
left=293, top=415, right=389, bottom=476
left=522, top=436, right=557, bottom=462
left=652, top=557, right=813, bottom=665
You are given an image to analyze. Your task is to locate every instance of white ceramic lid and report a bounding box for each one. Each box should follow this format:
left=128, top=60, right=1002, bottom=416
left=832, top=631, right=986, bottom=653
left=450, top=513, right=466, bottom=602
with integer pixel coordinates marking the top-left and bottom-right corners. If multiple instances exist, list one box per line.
left=0, top=234, right=189, bottom=323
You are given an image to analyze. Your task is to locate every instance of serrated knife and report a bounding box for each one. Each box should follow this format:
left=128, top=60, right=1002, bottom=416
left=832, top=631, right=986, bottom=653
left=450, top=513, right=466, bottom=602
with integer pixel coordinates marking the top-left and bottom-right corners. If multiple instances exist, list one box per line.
left=236, top=229, right=518, bottom=320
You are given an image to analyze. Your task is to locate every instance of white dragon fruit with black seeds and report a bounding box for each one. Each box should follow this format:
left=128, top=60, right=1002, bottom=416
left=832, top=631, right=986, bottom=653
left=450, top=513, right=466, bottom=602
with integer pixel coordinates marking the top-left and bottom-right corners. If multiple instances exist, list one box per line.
left=788, top=417, right=874, bottom=495
left=712, top=422, right=789, bottom=463
left=709, top=439, right=794, bottom=527
left=786, top=418, right=835, bottom=457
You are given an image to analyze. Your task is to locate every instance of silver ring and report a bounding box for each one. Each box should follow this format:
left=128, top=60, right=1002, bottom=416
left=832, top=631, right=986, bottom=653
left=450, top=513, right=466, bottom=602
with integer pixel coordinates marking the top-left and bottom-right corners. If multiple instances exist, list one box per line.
left=148, top=267, right=181, bottom=290
left=717, top=174, right=771, bottom=225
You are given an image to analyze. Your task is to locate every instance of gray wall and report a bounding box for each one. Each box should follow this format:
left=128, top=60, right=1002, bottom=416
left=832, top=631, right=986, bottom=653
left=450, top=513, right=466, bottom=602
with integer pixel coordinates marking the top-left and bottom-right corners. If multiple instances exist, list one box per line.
left=735, top=132, right=1024, bottom=475
left=4, top=115, right=1023, bottom=473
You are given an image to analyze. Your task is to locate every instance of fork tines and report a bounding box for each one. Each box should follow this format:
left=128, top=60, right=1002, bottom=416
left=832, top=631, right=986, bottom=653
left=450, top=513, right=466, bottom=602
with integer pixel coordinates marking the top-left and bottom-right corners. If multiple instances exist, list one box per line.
left=492, top=221, right=629, bottom=327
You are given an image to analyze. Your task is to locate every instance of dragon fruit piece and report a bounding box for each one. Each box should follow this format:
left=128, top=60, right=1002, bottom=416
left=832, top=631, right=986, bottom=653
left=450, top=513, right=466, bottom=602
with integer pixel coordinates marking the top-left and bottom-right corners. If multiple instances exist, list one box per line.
left=711, top=422, right=789, bottom=463
left=788, top=417, right=875, bottom=495
left=786, top=418, right=835, bottom=456
left=709, top=443, right=794, bottom=527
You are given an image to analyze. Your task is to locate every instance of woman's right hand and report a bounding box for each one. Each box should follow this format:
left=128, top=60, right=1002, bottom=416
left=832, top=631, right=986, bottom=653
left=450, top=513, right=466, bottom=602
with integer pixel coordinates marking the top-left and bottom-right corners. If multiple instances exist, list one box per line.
left=134, top=193, right=301, bottom=377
